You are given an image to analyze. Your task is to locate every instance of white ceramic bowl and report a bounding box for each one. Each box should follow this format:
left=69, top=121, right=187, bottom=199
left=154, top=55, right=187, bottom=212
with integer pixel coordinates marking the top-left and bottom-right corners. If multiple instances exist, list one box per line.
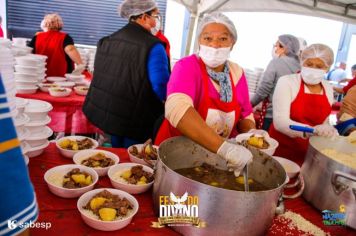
left=16, top=126, right=30, bottom=141
left=48, top=87, right=72, bottom=97
left=46, top=76, right=66, bottom=82
left=25, top=111, right=50, bottom=122
left=15, top=56, right=41, bottom=67
left=15, top=80, right=38, bottom=87
left=56, top=136, right=99, bottom=158
left=54, top=81, right=76, bottom=88
left=108, top=163, right=154, bottom=194
left=73, top=150, right=120, bottom=176
left=27, top=54, right=47, bottom=63
left=38, top=83, right=59, bottom=92
left=127, top=144, right=158, bottom=167
left=16, top=86, right=38, bottom=94
left=77, top=188, right=139, bottom=231
left=235, top=133, right=279, bottom=156
left=25, top=126, right=53, bottom=148
left=26, top=140, right=50, bottom=158
left=65, top=73, right=85, bottom=82
left=74, top=86, right=89, bottom=96
left=15, top=65, right=45, bottom=74
left=14, top=72, right=40, bottom=81
left=44, top=164, right=99, bottom=198
left=273, top=156, right=300, bottom=178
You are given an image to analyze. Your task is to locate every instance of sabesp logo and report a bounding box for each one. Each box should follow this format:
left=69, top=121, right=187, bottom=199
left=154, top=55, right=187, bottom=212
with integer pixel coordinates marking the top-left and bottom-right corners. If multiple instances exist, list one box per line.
left=7, top=220, right=51, bottom=230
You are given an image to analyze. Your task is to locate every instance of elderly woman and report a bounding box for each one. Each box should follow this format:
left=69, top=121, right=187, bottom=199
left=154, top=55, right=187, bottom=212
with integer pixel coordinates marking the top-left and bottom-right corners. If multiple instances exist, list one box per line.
left=28, top=13, right=84, bottom=77
left=269, top=44, right=338, bottom=165
left=251, top=34, right=301, bottom=130
left=155, top=13, right=259, bottom=176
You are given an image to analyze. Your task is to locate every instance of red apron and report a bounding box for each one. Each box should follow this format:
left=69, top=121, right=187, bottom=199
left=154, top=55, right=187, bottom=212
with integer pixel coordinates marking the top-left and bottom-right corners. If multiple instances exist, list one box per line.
left=155, top=58, right=241, bottom=145
left=35, top=31, right=71, bottom=77
left=269, top=78, right=331, bottom=165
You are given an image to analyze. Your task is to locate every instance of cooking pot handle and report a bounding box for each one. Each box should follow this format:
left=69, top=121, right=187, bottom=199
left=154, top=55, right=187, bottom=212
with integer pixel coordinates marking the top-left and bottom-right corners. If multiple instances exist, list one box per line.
left=331, top=171, right=356, bottom=198
left=282, top=174, right=305, bottom=199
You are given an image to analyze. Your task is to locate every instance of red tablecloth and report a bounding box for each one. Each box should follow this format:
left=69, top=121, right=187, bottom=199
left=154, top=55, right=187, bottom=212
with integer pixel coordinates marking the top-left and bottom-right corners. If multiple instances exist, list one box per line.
left=16, top=91, right=100, bottom=134
left=28, top=143, right=355, bottom=235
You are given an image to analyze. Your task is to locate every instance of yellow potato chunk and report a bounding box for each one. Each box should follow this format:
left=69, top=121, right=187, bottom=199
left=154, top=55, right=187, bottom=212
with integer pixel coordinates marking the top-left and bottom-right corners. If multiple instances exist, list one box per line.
left=90, top=197, right=108, bottom=210
left=247, top=136, right=263, bottom=148
left=60, top=139, right=70, bottom=149
left=84, top=175, right=92, bottom=185
left=139, top=176, right=147, bottom=183
left=92, top=161, right=100, bottom=167
left=71, top=174, right=86, bottom=184
left=210, top=181, right=219, bottom=186
left=63, top=177, right=70, bottom=183
left=99, top=208, right=117, bottom=221
left=236, top=176, right=244, bottom=184
left=120, top=170, right=132, bottom=180
left=72, top=142, right=79, bottom=150
left=236, top=176, right=254, bottom=185
left=137, top=181, right=146, bottom=185
left=144, top=145, right=151, bottom=155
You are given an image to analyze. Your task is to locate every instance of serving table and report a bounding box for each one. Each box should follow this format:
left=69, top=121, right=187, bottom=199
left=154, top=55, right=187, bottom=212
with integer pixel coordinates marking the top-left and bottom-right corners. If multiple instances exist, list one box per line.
left=28, top=143, right=355, bottom=235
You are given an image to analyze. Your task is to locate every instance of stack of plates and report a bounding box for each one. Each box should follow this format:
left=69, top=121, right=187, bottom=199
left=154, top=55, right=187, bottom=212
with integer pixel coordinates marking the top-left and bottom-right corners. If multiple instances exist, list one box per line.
left=19, top=99, right=53, bottom=158
left=64, top=73, right=87, bottom=86
left=0, top=41, right=16, bottom=115
left=12, top=37, right=32, bottom=57
left=245, top=68, right=264, bottom=93
left=14, top=55, right=47, bottom=94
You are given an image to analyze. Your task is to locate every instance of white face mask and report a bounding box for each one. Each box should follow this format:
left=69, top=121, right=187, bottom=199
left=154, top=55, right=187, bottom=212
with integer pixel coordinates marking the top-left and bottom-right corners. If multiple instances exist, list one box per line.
left=301, top=66, right=326, bottom=85
left=271, top=46, right=279, bottom=59
left=198, top=45, right=231, bottom=68
left=150, top=18, right=161, bottom=35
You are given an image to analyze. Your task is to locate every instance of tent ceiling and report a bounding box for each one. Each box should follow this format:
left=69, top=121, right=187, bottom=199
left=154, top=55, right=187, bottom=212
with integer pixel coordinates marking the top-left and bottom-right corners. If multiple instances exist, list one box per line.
left=174, top=0, right=356, bottom=24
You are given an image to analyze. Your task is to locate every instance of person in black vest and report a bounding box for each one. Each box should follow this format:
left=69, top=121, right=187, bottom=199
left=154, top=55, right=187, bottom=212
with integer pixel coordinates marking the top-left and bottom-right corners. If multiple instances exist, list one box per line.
left=83, top=0, right=170, bottom=148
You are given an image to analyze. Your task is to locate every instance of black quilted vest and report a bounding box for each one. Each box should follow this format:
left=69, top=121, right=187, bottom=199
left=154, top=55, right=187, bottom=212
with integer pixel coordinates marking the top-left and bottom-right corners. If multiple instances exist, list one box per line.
left=83, top=22, right=165, bottom=142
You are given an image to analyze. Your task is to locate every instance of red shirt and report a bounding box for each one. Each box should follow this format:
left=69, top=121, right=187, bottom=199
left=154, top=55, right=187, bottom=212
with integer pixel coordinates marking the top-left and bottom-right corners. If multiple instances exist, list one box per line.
left=343, top=77, right=356, bottom=93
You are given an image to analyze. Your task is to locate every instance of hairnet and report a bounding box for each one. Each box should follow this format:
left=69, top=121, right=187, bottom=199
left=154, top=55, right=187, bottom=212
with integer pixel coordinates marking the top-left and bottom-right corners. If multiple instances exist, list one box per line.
left=278, top=34, right=299, bottom=57
left=119, top=0, right=157, bottom=19
left=41, top=13, right=63, bottom=31
left=197, top=12, right=237, bottom=42
left=297, top=37, right=307, bottom=51
left=300, top=44, right=334, bottom=68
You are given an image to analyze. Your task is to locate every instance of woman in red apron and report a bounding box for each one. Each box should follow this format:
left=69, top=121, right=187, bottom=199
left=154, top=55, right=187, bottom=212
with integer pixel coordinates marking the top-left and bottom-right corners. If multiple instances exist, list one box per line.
left=28, top=13, right=84, bottom=77
left=155, top=13, right=259, bottom=176
left=269, top=44, right=338, bottom=166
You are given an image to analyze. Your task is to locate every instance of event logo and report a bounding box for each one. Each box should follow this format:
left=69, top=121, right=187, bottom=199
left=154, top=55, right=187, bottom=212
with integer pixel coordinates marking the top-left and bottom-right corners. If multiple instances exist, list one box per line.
left=322, top=204, right=346, bottom=226
left=7, top=220, right=51, bottom=230
left=151, top=192, right=206, bottom=228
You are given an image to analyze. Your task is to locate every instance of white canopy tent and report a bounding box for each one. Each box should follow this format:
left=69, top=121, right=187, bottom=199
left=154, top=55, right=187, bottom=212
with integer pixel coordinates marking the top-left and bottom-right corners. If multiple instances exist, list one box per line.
left=174, top=0, right=356, bottom=54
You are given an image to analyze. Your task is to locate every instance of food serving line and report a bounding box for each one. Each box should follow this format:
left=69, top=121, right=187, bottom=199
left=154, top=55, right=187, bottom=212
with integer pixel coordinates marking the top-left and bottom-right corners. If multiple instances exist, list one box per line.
left=28, top=142, right=355, bottom=235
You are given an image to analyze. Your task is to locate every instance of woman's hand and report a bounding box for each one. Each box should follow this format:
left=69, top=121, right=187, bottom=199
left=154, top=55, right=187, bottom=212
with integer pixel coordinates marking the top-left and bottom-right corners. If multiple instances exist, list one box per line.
left=313, top=124, right=338, bottom=138
left=217, top=141, right=253, bottom=177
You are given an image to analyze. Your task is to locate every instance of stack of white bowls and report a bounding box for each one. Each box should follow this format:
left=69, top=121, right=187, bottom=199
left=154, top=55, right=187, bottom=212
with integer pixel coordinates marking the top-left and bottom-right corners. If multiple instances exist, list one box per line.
left=14, top=55, right=47, bottom=94
left=245, top=68, right=264, bottom=95
left=12, top=37, right=33, bottom=57
left=21, top=99, right=53, bottom=158
left=87, top=48, right=96, bottom=73
left=64, top=73, right=88, bottom=86
left=0, top=39, right=17, bottom=116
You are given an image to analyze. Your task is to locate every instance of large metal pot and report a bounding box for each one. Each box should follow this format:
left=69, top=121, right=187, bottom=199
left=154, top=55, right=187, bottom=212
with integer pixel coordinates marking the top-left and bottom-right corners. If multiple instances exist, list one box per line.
left=153, top=137, right=288, bottom=236
left=301, top=136, right=356, bottom=229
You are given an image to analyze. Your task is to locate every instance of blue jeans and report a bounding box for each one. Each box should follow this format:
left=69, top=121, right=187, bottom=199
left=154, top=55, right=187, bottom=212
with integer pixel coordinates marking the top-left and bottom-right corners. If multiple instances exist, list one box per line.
left=111, top=135, right=139, bottom=148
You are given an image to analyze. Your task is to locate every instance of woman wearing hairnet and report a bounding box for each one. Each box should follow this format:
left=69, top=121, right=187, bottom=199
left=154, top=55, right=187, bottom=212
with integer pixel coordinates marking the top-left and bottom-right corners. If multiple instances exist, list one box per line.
left=251, top=34, right=301, bottom=130
left=155, top=12, right=258, bottom=176
left=28, top=13, right=84, bottom=77
left=269, top=44, right=338, bottom=165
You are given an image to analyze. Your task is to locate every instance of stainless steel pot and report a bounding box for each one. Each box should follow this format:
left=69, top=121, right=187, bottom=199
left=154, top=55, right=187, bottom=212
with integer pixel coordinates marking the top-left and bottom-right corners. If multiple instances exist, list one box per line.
left=301, top=136, right=356, bottom=229
left=153, top=137, right=288, bottom=236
